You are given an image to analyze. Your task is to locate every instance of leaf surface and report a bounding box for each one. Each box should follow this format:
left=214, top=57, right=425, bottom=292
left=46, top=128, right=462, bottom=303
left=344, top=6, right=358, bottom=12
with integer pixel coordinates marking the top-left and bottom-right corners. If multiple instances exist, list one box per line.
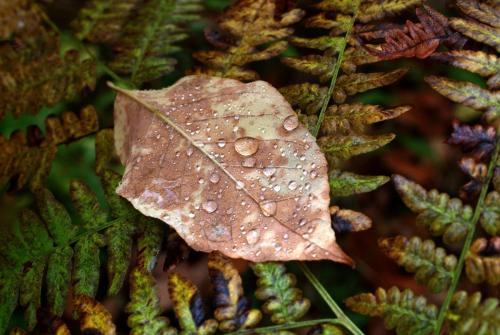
left=111, top=75, right=352, bottom=264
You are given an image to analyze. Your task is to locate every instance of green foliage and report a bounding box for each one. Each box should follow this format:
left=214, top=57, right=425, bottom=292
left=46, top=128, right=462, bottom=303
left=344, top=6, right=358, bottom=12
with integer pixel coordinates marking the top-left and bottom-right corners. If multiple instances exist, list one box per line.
left=0, top=130, right=165, bottom=333
left=446, top=291, right=500, bottom=334
left=127, top=268, right=177, bottom=335
left=191, top=0, right=304, bottom=81
left=393, top=174, right=473, bottom=245
left=207, top=252, right=262, bottom=332
left=251, top=262, right=310, bottom=324
left=167, top=272, right=219, bottom=335
left=110, top=0, right=202, bottom=84
left=379, top=236, right=457, bottom=293
left=345, top=287, right=437, bottom=335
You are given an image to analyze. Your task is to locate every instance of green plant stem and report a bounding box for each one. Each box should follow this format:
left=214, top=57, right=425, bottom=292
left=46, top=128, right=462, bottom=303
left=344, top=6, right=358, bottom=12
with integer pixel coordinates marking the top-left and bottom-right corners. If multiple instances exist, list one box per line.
left=434, top=134, right=500, bottom=334
left=298, top=263, right=364, bottom=335
left=312, top=0, right=360, bottom=137
left=225, top=318, right=342, bottom=335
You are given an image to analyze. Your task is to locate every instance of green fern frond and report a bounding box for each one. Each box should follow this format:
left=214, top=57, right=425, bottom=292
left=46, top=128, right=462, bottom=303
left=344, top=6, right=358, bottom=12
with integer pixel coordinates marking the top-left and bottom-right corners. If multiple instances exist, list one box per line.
left=0, top=130, right=164, bottom=333
left=167, top=272, right=218, bottom=335
left=481, top=190, right=499, bottom=235
left=207, top=252, right=261, bottom=332
left=281, top=0, right=409, bottom=200
left=345, top=287, right=437, bottom=335
left=378, top=236, right=457, bottom=293
left=465, top=237, right=500, bottom=285
left=190, top=0, right=304, bottom=81
left=251, top=262, right=310, bottom=324
left=445, top=291, right=500, bottom=334
left=71, top=0, right=140, bottom=43
left=0, top=105, right=98, bottom=191
left=110, top=0, right=202, bottom=84
left=308, top=323, right=345, bottom=335
left=0, top=33, right=96, bottom=120
left=393, top=174, right=473, bottom=245
left=127, top=268, right=177, bottom=335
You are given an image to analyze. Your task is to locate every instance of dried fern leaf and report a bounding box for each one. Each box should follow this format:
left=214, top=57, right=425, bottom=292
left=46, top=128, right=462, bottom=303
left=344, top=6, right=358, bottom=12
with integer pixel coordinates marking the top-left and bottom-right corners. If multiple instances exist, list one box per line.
left=308, top=323, right=345, bottom=335
left=110, top=0, right=201, bottom=84
left=393, top=175, right=473, bottom=245
left=251, top=262, right=310, bottom=324
left=74, top=295, right=116, bottom=335
left=465, top=237, right=500, bottom=285
left=208, top=252, right=261, bottom=332
left=431, top=50, right=500, bottom=89
left=345, top=287, right=437, bottom=335
left=0, top=34, right=96, bottom=120
left=0, top=0, right=44, bottom=40
left=330, top=206, right=372, bottom=233
left=71, top=0, right=140, bottom=43
left=425, top=76, right=500, bottom=123
left=451, top=0, right=500, bottom=53
left=379, top=236, right=457, bottom=293
left=167, top=272, right=218, bottom=335
left=445, top=291, right=500, bottom=334
left=127, top=268, right=177, bottom=335
left=0, top=105, right=98, bottom=190
left=191, top=0, right=304, bottom=80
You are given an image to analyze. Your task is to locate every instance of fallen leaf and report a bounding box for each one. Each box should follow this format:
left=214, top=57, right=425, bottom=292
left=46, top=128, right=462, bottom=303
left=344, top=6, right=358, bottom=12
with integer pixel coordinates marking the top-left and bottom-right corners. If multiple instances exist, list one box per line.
left=110, top=75, right=352, bottom=264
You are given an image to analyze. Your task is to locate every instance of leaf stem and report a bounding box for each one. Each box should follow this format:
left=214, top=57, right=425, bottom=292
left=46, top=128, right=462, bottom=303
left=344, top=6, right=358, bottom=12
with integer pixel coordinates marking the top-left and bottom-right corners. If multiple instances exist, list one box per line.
left=298, top=263, right=364, bottom=335
left=225, top=318, right=343, bottom=335
left=312, top=0, right=360, bottom=137
left=434, top=133, right=500, bottom=334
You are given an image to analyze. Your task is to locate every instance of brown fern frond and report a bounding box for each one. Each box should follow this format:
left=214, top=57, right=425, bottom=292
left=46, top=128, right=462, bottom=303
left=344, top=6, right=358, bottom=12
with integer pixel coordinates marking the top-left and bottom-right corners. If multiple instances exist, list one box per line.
left=190, top=0, right=304, bottom=81
left=465, top=237, right=500, bottom=285
left=0, top=106, right=99, bottom=191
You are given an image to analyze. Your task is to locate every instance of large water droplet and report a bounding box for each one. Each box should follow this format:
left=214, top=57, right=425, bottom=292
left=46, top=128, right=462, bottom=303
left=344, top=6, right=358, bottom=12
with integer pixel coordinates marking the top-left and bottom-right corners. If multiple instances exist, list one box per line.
left=259, top=200, right=277, bottom=217
left=202, top=200, right=218, bottom=213
left=246, top=229, right=260, bottom=244
left=242, top=157, right=256, bottom=167
left=209, top=172, right=220, bottom=184
left=234, top=137, right=259, bottom=156
left=283, top=115, right=299, bottom=132
left=288, top=180, right=298, bottom=191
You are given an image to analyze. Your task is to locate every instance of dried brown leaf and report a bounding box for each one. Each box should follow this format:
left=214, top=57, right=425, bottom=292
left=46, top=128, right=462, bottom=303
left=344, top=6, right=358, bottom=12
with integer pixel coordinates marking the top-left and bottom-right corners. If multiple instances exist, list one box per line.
left=111, top=75, right=352, bottom=264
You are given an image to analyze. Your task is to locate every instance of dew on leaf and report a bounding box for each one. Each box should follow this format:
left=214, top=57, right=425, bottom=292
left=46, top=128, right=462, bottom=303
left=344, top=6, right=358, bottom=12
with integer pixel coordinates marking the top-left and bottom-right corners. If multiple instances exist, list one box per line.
left=259, top=200, right=277, bottom=217
left=209, top=172, right=220, bottom=183
left=234, top=136, right=259, bottom=156
left=242, top=157, right=256, bottom=167
left=263, top=167, right=276, bottom=177
left=202, top=200, right=218, bottom=213
left=246, top=229, right=260, bottom=244
left=288, top=180, right=298, bottom=190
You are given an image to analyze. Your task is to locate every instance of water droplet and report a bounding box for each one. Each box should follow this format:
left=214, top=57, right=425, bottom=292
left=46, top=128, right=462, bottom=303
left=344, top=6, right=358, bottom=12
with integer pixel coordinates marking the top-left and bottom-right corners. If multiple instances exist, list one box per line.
left=310, top=170, right=318, bottom=179
left=263, top=167, right=276, bottom=177
left=242, top=157, right=256, bottom=167
left=236, top=181, right=245, bottom=190
left=217, top=139, right=226, bottom=148
left=209, top=173, right=220, bottom=184
left=198, top=178, right=205, bottom=184
left=288, top=180, right=298, bottom=191
left=246, top=229, right=260, bottom=244
left=202, top=200, right=218, bottom=213
left=259, top=200, right=277, bottom=217
left=188, top=212, right=195, bottom=218
left=274, top=243, right=282, bottom=251
left=186, top=146, right=194, bottom=156
left=234, top=137, right=259, bottom=156
left=299, top=218, right=307, bottom=226
left=283, top=115, right=299, bottom=131
left=273, top=184, right=281, bottom=192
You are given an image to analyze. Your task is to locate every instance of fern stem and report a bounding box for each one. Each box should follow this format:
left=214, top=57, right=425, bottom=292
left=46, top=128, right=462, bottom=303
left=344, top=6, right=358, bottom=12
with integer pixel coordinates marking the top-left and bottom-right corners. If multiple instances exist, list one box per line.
left=225, top=318, right=342, bottom=335
left=312, top=0, right=360, bottom=137
left=434, top=133, right=500, bottom=334
left=298, top=263, right=364, bottom=335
